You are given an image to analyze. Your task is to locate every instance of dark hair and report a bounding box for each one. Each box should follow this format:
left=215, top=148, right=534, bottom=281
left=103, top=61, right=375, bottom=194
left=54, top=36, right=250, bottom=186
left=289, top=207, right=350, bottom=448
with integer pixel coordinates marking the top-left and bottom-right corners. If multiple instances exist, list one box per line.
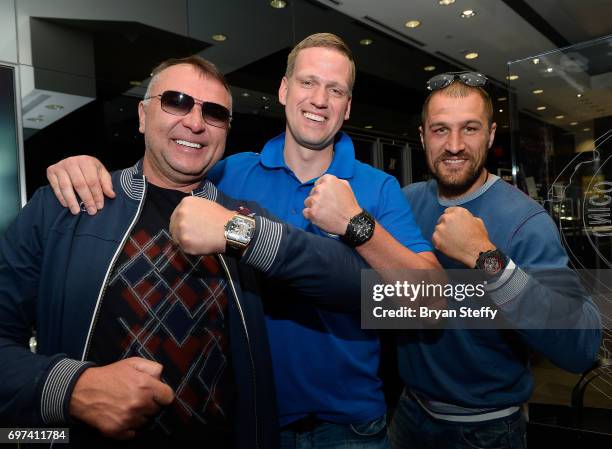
left=421, top=82, right=493, bottom=128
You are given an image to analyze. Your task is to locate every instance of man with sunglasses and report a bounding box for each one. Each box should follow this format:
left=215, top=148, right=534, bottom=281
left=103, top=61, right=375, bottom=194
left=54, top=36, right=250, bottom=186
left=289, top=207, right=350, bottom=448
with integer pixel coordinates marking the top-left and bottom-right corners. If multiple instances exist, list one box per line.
left=386, top=72, right=600, bottom=448
left=44, top=33, right=440, bottom=448
left=0, top=55, right=374, bottom=448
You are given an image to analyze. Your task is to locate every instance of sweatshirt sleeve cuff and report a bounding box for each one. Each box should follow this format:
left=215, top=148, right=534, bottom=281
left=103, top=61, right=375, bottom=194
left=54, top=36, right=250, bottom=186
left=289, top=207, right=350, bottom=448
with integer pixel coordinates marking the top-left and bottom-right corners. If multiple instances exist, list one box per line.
left=242, top=216, right=282, bottom=272
left=40, top=358, right=94, bottom=424
left=484, top=259, right=530, bottom=306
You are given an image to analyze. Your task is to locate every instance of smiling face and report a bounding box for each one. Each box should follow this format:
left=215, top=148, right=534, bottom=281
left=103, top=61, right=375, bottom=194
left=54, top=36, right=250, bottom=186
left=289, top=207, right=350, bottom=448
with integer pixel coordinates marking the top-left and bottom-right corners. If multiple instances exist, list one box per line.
left=138, top=63, right=231, bottom=191
left=279, top=47, right=352, bottom=154
left=421, top=89, right=496, bottom=199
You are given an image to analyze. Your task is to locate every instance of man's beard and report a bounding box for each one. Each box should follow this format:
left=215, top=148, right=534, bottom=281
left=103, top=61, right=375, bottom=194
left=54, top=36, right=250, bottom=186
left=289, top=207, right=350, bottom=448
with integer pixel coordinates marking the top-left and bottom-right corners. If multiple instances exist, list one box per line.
left=427, top=150, right=487, bottom=198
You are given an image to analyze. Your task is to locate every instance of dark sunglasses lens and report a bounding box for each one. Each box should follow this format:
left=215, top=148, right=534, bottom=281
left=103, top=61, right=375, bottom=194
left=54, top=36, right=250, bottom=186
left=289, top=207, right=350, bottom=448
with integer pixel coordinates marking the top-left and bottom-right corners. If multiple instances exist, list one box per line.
left=160, top=91, right=194, bottom=115
left=458, top=72, right=486, bottom=87
left=202, top=102, right=231, bottom=126
left=427, top=74, right=453, bottom=91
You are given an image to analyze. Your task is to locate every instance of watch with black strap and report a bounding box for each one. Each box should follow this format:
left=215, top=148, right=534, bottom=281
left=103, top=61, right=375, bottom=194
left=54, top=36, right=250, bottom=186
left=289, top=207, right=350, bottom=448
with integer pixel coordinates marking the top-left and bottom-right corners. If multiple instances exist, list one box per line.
left=474, top=248, right=507, bottom=278
left=341, top=209, right=375, bottom=247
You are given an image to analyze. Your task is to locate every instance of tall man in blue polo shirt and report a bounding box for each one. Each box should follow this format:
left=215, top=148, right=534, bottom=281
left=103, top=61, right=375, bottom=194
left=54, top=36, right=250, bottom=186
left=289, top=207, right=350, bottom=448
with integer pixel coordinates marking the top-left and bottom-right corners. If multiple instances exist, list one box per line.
left=46, top=33, right=440, bottom=448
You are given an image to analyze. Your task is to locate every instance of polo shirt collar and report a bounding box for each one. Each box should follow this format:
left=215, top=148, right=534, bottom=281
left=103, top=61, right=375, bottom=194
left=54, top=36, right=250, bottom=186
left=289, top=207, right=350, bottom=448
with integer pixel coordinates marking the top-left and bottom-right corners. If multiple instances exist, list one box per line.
left=259, top=132, right=355, bottom=180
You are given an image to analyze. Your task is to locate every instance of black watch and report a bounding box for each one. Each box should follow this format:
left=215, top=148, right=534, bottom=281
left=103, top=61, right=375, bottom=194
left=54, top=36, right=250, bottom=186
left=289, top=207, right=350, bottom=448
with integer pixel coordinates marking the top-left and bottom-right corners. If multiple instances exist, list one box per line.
left=474, top=249, right=507, bottom=277
left=341, top=210, right=375, bottom=247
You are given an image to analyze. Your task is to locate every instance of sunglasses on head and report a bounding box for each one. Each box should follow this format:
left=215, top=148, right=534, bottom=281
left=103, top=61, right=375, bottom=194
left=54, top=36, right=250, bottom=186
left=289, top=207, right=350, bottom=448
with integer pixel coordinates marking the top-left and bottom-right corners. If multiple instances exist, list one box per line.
left=426, top=71, right=488, bottom=91
left=144, top=90, right=232, bottom=128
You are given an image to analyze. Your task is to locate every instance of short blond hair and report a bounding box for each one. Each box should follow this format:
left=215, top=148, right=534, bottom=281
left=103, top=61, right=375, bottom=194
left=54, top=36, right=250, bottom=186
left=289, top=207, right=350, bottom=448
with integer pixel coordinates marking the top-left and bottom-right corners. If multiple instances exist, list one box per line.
left=285, top=33, right=356, bottom=94
left=422, top=82, right=493, bottom=128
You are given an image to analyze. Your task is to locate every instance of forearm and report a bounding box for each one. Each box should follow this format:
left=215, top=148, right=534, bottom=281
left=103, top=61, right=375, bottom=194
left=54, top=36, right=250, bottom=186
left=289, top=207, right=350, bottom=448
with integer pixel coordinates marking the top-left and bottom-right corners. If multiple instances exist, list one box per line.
left=488, top=263, right=602, bottom=372
left=241, top=216, right=368, bottom=310
left=357, top=222, right=441, bottom=273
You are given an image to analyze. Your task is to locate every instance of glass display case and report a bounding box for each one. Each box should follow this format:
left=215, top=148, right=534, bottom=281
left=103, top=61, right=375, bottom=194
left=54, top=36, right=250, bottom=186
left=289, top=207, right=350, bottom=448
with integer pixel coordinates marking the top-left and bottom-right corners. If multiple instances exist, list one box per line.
left=508, top=35, right=612, bottom=413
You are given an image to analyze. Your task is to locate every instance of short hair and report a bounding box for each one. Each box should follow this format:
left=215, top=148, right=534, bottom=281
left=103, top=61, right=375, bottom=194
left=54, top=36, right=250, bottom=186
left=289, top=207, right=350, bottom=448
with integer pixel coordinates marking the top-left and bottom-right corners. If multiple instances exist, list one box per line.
left=285, top=33, right=356, bottom=94
left=144, top=55, right=232, bottom=106
left=421, top=82, right=493, bottom=128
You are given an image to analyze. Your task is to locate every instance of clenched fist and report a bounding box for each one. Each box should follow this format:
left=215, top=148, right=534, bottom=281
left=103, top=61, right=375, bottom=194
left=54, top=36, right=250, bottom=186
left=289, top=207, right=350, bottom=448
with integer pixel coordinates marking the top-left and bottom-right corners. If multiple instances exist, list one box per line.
left=303, top=174, right=361, bottom=235
left=69, top=357, right=174, bottom=439
left=169, top=197, right=235, bottom=255
left=432, top=206, right=495, bottom=268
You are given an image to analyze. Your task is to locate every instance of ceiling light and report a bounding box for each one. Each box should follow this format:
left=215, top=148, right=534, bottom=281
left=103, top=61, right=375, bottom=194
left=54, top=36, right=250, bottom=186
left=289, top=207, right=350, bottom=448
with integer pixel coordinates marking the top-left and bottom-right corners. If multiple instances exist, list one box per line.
left=499, top=109, right=503, bottom=113
left=502, top=124, right=510, bottom=128
left=546, top=67, right=553, bottom=73
left=212, top=34, right=227, bottom=42
left=364, top=125, right=374, bottom=129
left=461, top=10, right=476, bottom=18
left=129, top=81, right=141, bottom=86
left=264, top=105, right=270, bottom=110
left=537, top=106, right=546, bottom=111
left=424, top=65, right=436, bottom=71
left=45, top=104, right=64, bottom=110
left=269, top=0, right=287, bottom=8
left=532, top=58, right=540, bottom=64
left=532, top=89, right=544, bottom=94
left=498, top=97, right=507, bottom=101
left=577, top=93, right=583, bottom=98
left=439, top=0, right=455, bottom=5
left=583, top=128, right=591, bottom=131
left=27, top=116, right=44, bottom=122
left=570, top=122, right=578, bottom=126
left=241, top=92, right=250, bottom=97
left=465, top=52, right=479, bottom=60
left=360, top=38, right=373, bottom=46
left=506, top=74, right=519, bottom=81
left=555, top=115, right=565, bottom=119
left=405, top=20, right=421, bottom=28
left=261, top=96, right=269, bottom=101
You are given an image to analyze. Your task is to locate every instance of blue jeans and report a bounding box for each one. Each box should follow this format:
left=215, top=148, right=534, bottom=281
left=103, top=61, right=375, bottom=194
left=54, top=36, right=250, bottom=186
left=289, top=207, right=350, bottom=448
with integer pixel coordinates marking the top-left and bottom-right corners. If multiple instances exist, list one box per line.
left=389, top=393, right=526, bottom=449
left=280, top=415, right=389, bottom=449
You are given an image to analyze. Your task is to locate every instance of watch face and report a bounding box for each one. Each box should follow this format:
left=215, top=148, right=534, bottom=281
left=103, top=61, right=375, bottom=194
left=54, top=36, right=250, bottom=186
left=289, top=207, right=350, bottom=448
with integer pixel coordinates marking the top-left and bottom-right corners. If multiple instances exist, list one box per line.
left=483, top=255, right=502, bottom=274
left=226, top=215, right=255, bottom=247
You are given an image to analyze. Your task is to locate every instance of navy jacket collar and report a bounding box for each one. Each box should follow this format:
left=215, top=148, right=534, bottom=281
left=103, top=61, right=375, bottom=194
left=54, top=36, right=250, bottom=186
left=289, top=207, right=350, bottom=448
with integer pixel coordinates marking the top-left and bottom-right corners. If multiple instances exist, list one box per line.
left=119, top=159, right=218, bottom=202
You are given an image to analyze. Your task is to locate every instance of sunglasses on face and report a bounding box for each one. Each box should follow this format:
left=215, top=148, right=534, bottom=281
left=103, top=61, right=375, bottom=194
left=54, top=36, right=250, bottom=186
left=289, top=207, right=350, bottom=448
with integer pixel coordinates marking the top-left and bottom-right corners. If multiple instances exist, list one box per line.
left=426, top=72, right=488, bottom=91
left=144, top=90, right=232, bottom=128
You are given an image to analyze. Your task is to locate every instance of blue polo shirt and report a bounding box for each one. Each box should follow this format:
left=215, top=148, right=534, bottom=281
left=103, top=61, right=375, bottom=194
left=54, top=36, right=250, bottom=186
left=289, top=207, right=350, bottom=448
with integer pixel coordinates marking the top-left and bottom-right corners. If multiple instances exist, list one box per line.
left=209, top=132, right=430, bottom=426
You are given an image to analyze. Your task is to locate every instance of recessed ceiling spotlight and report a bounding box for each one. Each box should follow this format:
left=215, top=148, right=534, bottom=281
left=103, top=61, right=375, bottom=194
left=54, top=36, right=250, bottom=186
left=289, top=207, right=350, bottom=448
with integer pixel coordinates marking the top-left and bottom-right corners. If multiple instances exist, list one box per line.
left=555, top=115, right=565, bottom=119
left=532, top=58, right=540, bottom=64
left=261, top=96, right=269, bottom=101
left=499, top=109, right=504, bottom=113
left=212, top=34, right=227, bottom=42
left=405, top=20, right=421, bottom=28
left=424, top=65, right=436, bottom=71
left=129, top=80, right=142, bottom=86
left=269, top=0, right=287, bottom=8
left=583, top=128, right=591, bottom=131
left=27, top=116, right=44, bottom=122
left=546, top=67, right=553, bottom=73
left=461, top=10, right=476, bottom=18
left=465, top=52, right=479, bottom=60
left=537, top=106, right=546, bottom=111
left=506, top=74, right=519, bottom=80
left=532, top=89, right=544, bottom=94
left=438, top=0, right=455, bottom=5
left=576, top=93, right=583, bottom=98
left=570, top=122, right=578, bottom=126
left=364, top=125, right=374, bottom=129
left=359, top=38, right=373, bottom=46
left=264, top=105, right=270, bottom=110
left=498, top=97, right=507, bottom=101
left=45, top=104, right=64, bottom=110
left=242, top=92, right=250, bottom=97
